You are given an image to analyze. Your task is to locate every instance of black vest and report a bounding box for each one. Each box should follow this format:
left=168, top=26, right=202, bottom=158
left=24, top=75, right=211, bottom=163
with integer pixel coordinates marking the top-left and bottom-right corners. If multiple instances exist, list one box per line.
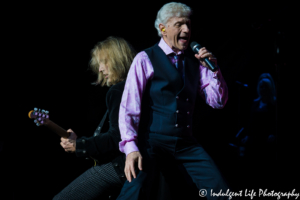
left=140, top=43, right=200, bottom=137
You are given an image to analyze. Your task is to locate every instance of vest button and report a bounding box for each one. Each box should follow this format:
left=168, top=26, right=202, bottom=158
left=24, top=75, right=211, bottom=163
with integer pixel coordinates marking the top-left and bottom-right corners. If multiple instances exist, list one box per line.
left=187, top=125, right=190, bottom=128
left=187, top=111, right=190, bottom=115
left=176, top=110, right=179, bottom=113
left=83, top=150, right=86, bottom=154
left=82, top=139, right=86, bottom=144
left=186, top=98, right=189, bottom=101
left=114, top=163, right=119, bottom=167
left=176, top=96, right=179, bottom=99
left=175, top=124, right=178, bottom=127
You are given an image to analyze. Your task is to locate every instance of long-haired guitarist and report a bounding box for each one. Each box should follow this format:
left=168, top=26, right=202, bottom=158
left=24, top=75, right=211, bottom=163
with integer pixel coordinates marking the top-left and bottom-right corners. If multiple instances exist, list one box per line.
left=53, top=36, right=136, bottom=200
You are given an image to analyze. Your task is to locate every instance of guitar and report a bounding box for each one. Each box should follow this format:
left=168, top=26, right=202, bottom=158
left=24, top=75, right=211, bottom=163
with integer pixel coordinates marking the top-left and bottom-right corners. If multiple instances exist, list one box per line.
left=28, top=108, right=70, bottom=138
left=28, top=108, right=112, bottom=165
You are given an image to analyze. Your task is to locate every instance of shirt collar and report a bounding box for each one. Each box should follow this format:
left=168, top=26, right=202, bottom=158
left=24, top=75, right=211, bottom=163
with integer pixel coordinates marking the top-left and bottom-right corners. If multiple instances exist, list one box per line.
left=158, top=38, right=184, bottom=56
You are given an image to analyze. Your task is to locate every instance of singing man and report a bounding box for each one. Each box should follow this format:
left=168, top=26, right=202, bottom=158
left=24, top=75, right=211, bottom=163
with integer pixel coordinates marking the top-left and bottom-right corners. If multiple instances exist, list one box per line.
left=118, top=2, right=229, bottom=199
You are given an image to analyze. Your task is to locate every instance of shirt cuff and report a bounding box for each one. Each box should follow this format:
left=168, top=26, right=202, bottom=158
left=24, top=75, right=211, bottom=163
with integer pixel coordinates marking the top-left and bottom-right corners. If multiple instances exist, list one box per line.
left=124, top=140, right=139, bottom=157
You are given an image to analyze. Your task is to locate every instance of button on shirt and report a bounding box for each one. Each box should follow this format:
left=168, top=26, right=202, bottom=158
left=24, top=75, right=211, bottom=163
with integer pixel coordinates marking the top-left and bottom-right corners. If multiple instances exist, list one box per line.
left=118, top=38, right=228, bottom=156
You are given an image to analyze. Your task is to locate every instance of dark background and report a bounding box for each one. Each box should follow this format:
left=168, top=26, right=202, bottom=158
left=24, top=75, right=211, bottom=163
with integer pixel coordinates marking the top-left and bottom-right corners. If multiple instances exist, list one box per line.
left=2, top=1, right=296, bottom=199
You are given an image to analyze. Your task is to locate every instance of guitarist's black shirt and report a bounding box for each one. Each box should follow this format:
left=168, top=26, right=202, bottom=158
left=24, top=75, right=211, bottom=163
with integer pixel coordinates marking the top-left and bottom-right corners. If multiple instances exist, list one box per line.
left=75, top=80, right=126, bottom=183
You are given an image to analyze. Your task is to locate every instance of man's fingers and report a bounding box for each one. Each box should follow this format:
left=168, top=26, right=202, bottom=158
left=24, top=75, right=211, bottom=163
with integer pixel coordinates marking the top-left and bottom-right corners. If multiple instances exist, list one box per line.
left=197, top=47, right=207, bottom=54
left=124, top=162, right=133, bottom=182
left=125, top=167, right=132, bottom=182
left=61, top=137, right=68, bottom=143
left=127, top=171, right=132, bottom=182
left=138, top=156, right=143, bottom=171
left=61, top=140, right=68, bottom=145
left=130, top=164, right=136, bottom=179
left=124, top=169, right=128, bottom=182
left=199, top=47, right=206, bottom=52
left=200, top=52, right=213, bottom=58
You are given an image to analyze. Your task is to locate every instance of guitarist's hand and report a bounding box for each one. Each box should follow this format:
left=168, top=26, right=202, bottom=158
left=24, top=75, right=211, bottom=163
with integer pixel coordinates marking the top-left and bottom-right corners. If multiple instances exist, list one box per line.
left=60, top=129, right=77, bottom=153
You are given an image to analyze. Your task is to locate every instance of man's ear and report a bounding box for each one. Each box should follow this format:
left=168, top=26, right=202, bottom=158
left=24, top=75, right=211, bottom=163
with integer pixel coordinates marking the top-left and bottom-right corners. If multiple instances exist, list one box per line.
left=159, top=24, right=166, bottom=36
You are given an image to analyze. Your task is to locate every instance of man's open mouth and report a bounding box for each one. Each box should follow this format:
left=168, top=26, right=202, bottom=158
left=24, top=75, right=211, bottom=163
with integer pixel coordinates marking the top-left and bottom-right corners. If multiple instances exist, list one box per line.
left=178, top=36, right=189, bottom=42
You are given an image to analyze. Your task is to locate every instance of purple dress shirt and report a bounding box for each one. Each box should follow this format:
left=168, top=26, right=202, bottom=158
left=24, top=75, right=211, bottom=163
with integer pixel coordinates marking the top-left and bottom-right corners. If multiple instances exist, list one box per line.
left=119, top=38, right=228, bottom=156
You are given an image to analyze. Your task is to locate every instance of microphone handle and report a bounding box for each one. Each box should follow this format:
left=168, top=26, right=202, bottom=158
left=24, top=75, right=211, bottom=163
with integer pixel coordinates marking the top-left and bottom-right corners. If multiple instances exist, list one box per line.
left=195, top=46, right=218, bottom=72
left=203, top=57, right=218, bottom=72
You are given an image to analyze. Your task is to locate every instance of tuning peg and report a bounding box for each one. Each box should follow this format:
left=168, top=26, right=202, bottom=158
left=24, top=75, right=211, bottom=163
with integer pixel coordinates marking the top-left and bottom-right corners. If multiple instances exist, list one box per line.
left=36, top=123, right=40, bottom=126
left=34, top=119, right=37, bottom=123
left=34, top=108, right=38, bottom=111
left=42, top=109, right=45, bottom=113
left=44, top=110, right=49, bottom=118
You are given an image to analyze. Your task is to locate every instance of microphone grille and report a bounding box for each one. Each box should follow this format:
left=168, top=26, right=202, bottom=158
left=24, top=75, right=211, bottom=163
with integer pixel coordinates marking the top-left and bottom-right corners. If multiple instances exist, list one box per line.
left=190, top=41, right=201, bottom=51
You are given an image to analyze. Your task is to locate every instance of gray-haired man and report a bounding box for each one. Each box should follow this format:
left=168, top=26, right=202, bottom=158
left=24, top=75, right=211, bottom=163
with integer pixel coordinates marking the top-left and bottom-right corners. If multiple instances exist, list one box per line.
left=118, top=2, right=229, bottom=199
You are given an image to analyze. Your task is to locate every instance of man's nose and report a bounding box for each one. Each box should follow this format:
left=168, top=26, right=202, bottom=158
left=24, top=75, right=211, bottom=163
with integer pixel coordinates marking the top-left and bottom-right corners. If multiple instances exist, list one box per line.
left=182, top=24, right=190, bottom=33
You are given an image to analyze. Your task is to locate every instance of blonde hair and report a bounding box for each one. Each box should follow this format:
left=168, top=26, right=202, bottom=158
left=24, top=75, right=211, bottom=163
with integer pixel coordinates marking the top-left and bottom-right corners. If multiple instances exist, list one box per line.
left=154, top=2, right=192, bottom=37
left=256, top=73, right=277, bottom=105
left=90, top=36, right=136, bottom=86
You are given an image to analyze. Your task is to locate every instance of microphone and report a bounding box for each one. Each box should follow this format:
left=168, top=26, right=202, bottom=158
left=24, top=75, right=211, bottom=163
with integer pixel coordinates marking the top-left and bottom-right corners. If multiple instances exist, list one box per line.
left=190, top=41, right=218, bottom=72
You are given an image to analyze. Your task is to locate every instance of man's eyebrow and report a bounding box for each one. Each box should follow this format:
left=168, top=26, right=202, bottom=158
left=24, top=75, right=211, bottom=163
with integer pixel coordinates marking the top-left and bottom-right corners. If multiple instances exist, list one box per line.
left=174, top=19, right=190, bottom=25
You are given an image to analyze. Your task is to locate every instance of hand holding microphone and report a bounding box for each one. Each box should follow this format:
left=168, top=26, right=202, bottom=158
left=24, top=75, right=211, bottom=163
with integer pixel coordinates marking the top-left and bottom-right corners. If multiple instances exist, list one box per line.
left=190, top=41, right=218, bottom=72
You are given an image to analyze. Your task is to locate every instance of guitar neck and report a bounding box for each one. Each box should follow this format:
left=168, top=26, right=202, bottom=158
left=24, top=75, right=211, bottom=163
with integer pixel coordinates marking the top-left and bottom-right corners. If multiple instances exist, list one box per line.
left=44, top=119, right=70, bottom=138
left=28, top=109, right=70, bottom=138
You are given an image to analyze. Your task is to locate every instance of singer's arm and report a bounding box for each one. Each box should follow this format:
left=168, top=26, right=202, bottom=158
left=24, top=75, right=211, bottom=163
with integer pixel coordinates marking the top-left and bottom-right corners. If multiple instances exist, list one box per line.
left=118, top=51, right=154, bottom=182
left=195, top=48, right=228, bottom=109
left=118, top=51, right=154, bottom=156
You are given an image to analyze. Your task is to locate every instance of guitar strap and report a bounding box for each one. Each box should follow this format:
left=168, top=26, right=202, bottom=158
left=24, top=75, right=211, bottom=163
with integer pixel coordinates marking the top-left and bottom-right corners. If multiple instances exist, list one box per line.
left=93, top=110, right=109, bottom=137
left=90, top=109, right=108, bottom=166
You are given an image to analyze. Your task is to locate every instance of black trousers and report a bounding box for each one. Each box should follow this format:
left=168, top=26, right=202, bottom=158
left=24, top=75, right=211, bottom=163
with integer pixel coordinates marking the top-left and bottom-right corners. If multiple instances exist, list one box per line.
left=53, top=162, right=124, bottom=200
left=117, top=133, right=230, bottom=200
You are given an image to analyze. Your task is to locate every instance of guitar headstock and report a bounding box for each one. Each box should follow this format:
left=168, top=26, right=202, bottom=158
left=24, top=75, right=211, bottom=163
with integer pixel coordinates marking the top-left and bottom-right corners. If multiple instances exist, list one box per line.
left=28, top=108, right=49, bottom=126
